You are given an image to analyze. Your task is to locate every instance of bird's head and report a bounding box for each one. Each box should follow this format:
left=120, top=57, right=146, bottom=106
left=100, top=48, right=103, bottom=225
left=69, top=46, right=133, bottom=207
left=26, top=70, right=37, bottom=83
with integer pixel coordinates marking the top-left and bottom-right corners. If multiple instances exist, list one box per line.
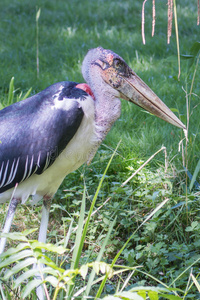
left=82, top=47, right=185, bottom=130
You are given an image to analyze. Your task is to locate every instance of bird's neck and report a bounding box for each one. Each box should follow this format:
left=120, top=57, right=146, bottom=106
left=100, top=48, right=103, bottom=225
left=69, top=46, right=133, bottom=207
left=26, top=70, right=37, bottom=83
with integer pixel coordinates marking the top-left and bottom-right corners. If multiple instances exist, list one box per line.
left=86, top=91, right=121, bottom=165
left=82, top=63, right=121, bottom=146
left=93, top=88, right=121, bottom=143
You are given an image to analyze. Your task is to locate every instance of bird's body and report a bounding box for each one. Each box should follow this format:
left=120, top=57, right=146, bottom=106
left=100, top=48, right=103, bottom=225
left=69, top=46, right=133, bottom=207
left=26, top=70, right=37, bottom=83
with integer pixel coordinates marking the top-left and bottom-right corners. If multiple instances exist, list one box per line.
left=0, top=47, right=185, bottom=299
left=0, top=81, right=98, bottom=203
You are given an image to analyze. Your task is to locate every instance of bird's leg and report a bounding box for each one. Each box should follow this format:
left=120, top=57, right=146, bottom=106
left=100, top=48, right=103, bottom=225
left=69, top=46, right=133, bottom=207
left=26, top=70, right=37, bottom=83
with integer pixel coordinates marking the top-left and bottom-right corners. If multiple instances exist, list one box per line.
left=0, top=197, right=20, bottom=255
left=35, top=196, right=52, bottom=300
left=38, top=196, right=52, bottom=244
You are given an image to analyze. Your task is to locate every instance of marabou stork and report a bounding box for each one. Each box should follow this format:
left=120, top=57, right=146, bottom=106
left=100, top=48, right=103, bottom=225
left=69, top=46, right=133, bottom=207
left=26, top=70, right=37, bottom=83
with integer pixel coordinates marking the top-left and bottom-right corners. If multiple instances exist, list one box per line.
left=0, top=47, right=185, bottom=255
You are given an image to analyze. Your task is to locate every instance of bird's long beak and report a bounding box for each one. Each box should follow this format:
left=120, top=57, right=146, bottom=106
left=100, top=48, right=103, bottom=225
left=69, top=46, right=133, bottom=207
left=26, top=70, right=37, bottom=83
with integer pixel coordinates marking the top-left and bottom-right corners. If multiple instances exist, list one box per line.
left=118, top=71, right=185, bottom=129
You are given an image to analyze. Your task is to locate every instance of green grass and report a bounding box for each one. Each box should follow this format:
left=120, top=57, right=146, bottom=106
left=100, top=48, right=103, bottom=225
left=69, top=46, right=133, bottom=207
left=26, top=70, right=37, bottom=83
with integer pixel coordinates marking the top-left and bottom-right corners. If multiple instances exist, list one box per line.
left=0, top=0, right=200, bottom=299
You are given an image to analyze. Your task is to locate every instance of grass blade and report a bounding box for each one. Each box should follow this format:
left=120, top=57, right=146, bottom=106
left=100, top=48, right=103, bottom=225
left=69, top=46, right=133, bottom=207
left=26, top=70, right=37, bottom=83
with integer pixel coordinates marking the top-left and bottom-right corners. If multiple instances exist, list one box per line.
left=68, top=143, right=120, bottom=298
left=190, top=273, right=200, bottom=293
left=189, top=158, right=200, bottom=191
left=70, top=188, right=86, bottom=270
left=64, top=219, right=74, bottom=249
left=95, top=197, right=170, bottom=299
left=21, top=87, right=32, bottom=101
left=173, top=0, right=181, bottom=79
left=67, top=188, right=86, bottom=297
left=7, top=77, right=14, bottom=105
left=0, top=282, right=7, bottom=300
left=84, top=217, right=117, bottom=298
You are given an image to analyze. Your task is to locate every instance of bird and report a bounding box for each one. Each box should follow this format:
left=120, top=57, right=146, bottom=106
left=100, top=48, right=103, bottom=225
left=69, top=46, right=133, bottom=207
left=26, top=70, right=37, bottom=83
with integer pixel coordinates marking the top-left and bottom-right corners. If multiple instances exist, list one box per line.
left=0, top=47, right=185, bottom=255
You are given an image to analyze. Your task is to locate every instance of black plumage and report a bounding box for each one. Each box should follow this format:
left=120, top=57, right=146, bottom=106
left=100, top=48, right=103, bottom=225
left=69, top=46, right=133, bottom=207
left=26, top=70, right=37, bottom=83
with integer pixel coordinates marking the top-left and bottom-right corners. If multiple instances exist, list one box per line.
left=0, top=81, right=86, bottom=193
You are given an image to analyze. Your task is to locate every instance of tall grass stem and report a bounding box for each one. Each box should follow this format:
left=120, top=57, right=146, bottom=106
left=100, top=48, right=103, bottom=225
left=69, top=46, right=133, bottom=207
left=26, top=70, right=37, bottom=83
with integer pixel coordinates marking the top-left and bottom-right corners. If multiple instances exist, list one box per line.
left=173, top=0, right=181, bottom=79
left=36, top=8, right=41, bottom=79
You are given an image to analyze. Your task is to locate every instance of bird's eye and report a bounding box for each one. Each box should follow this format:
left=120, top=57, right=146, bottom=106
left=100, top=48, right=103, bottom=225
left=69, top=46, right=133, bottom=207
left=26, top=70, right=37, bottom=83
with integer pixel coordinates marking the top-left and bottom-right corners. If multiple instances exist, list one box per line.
left=113, top=58, right=127, bottom=75
left=113, top=59, right=121, bottom=69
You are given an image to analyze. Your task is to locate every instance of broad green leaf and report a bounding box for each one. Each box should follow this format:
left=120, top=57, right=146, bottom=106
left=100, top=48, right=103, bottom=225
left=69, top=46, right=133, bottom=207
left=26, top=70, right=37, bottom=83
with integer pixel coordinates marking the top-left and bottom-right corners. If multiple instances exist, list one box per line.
left=32, top=249, right=43, bottom=259
left=80, top=264, right=88, bottom=279
left=99, top=262, right=107, bottom=274
left=21, top=228, right=38, bottom=236
left=0, top=242, right=29, bottom=258
left=93, top=261, right=100, bottom=275
left=137, top=291, right=146, bottom=299
left=14, top=269, right=39, bottom=289
left=21, top=279, right=42, bottom=298
left=37, top=258, right=57, bottom=268
left=116, top=291, right=144, bottom=299
left=0, top=249, right=33, bottom=269
left=0, top=232, right=28, bottom=241
left=103, top=297, right=121, bottom=300
left=40, top=266, right=61, bottom=277
left=38, top=258, right=65, bottom=273
left=14, top=266, right=60, bottom=288
left=31, top=241, right=66, bottom=254
left=148, top=291, right=158, bottom=300
left=44, top=275, right=58, bottom=287
left=63, top=268, right=78, bottom=277
left=62, top=276, right=74, bottom=285
left=92, top=261, right=113, bottom=278
left=129, top=287, right=169, bottom=293
left=106, top=264, right=114, bottom=279
left=4, top=257, right=36, bottom=279
left=159, top=294, right=182, bottom=300
left=106, top=264, right=113, bottom=279
left=170, top=108, right=180, bottom=113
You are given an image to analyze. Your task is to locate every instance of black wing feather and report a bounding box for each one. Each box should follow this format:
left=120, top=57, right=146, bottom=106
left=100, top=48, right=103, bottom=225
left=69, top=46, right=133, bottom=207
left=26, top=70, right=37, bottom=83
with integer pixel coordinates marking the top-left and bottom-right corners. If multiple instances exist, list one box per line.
left=0, top=81, right=85, bottom=193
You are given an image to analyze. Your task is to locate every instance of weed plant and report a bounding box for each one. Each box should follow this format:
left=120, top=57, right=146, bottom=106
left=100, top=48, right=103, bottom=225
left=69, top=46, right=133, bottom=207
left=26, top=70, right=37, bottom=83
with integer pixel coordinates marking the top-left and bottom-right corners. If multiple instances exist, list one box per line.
left=0, top=0, right=199, bottom=299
